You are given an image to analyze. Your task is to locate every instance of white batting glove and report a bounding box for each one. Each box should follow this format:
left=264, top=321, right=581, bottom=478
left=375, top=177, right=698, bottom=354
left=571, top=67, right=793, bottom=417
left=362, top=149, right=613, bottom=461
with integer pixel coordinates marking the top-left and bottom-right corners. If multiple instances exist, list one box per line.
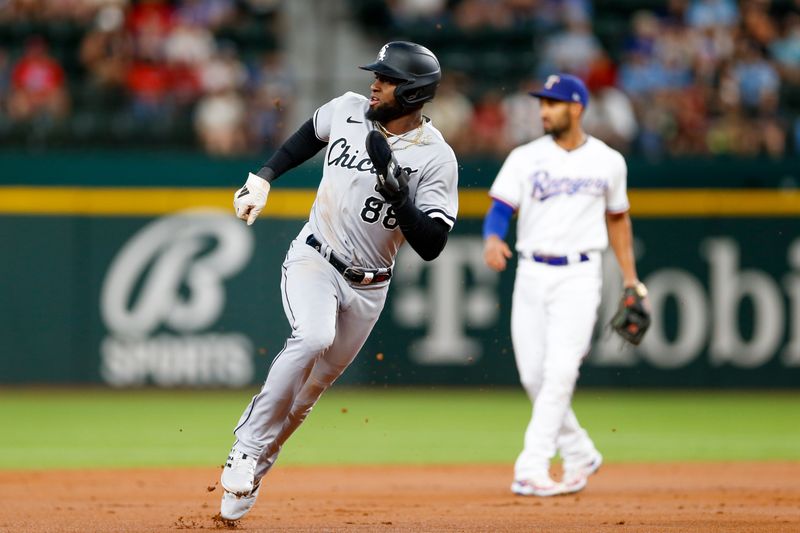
left=233, top=172, right=271, bottom=226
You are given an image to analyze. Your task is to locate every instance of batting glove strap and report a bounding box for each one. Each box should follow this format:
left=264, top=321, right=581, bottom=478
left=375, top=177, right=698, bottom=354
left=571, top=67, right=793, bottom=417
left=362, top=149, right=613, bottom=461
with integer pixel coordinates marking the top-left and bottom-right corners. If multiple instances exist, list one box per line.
left=233, top=172, right=271, bottom=226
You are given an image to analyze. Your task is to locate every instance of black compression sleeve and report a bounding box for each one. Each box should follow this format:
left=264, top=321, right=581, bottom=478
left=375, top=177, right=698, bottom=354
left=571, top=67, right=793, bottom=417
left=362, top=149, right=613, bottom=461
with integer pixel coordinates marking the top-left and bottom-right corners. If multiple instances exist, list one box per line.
left=256, top=118, right=327, bottom=182
left=393, top=201, right=450, bottom=261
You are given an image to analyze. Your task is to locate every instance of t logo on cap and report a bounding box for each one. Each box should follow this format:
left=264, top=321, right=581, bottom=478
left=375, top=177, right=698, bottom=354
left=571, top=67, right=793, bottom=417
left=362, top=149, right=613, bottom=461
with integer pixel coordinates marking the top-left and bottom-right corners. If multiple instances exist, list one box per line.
left=529, top=73, right=589, bottom=108
left=544, top=75, right=561, bottom=90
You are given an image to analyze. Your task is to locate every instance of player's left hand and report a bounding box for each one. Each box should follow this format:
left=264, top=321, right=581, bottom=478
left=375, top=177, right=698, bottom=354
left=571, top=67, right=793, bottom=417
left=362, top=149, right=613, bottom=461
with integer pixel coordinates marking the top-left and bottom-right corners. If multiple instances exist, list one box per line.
left=366, top=130, right=409, bottom=206
left=610, top=282, right=651, bottom=345
left=233, top=172, right=271, bottom=226
left=483, top=235, right=513, bottom=272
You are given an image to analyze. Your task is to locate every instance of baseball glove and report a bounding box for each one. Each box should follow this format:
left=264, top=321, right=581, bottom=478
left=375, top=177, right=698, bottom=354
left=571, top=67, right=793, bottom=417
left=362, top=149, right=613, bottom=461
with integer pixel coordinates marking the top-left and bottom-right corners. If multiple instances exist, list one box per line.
left=610, top=282, right=651, bottom=346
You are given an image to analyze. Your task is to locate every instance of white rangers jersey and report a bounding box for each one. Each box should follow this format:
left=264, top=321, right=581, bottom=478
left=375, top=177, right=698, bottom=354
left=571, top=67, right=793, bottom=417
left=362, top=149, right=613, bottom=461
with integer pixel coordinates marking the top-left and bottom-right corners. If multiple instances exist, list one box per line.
left=489, top=135, right=628, bottom=256
left=310, top=92, right=459, bottom=269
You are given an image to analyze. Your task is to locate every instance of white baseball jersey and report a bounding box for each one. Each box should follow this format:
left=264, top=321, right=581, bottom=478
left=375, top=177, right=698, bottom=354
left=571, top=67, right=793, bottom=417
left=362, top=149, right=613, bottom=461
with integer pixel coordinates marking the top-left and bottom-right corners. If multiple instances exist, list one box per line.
left=229, top=91, right=459, bottom=491
left=310, top=92, right=459, bottom=269
left=489, top=135, right=628, bottom=256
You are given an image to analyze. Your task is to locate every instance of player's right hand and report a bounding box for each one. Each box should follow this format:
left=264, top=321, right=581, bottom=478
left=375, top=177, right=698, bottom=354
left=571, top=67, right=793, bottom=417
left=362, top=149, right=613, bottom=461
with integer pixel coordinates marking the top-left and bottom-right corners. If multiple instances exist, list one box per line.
left=483, top=235, right=512, bottom=272
left=233, top=172, right=271, bottom=226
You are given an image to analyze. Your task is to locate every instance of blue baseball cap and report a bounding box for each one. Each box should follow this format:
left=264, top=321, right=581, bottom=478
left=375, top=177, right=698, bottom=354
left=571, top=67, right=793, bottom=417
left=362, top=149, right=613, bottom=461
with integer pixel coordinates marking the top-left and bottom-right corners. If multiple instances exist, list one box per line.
left=529, top=74, right=589, bottom=108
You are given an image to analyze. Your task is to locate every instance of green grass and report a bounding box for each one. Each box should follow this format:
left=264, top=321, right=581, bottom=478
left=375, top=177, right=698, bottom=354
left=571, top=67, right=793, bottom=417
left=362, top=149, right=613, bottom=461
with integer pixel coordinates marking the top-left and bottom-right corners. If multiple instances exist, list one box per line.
left=0, top=388, right=798, bottom=469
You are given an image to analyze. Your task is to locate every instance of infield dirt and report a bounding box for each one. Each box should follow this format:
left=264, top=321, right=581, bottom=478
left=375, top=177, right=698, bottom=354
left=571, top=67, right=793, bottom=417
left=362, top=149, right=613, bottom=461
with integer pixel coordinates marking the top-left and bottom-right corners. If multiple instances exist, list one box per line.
left=1, top=463, right=798, bottom=532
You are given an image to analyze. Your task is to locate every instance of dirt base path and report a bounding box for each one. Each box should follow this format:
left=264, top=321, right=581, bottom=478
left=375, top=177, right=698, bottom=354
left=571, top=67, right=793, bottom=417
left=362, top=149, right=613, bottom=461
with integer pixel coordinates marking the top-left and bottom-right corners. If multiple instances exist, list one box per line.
left=1, top=463, right=799, bottom=532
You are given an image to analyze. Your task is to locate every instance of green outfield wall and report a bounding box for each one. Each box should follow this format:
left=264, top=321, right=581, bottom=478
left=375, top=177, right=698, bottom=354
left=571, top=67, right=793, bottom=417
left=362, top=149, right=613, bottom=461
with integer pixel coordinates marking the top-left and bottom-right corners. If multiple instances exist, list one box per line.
left=1, top=151, right=799, bottom=387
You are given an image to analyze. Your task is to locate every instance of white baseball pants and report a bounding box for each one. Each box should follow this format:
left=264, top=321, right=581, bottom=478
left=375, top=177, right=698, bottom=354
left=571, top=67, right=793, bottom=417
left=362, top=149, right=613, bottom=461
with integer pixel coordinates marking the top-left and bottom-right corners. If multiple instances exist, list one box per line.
left=231, top=228, right=388, bottom=484
left=510, top=254, right=602, bottom=480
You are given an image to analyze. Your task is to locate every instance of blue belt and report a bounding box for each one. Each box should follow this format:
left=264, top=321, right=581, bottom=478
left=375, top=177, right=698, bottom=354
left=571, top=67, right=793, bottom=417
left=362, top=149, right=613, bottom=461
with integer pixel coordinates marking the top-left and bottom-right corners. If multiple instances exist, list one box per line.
left=532, top=253, right=589, bottom=266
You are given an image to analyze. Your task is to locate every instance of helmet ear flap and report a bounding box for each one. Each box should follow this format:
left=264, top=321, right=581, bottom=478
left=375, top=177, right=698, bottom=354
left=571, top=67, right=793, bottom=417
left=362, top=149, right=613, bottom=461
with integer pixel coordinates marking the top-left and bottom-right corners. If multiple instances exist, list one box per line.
left=400, top=86, right=422, bottom=105
left=360, top=41, right=441, bottom=107
left=395, top=80, right=440, bottom=109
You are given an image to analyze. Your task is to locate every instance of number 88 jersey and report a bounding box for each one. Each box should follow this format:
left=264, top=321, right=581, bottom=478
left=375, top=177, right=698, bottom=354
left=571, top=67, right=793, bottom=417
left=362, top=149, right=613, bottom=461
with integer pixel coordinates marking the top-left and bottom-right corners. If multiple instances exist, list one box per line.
left=309, top=92, right=459, bottom=270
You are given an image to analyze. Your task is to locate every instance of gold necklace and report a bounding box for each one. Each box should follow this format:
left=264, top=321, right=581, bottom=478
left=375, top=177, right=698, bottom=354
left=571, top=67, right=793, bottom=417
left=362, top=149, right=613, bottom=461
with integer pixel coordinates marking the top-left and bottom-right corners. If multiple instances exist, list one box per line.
left=373, top=119, right=426, bottom=150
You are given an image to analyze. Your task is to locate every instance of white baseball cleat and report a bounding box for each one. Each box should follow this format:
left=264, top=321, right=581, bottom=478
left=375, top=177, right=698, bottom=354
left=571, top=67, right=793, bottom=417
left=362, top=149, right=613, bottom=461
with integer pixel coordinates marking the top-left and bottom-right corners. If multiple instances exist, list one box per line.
left=220, top=482, right=260, bottom=521
left=511, top=472, right=566, bottom=497
left=562, top=452, right=603, bottom=494
left=221, top=449, right=257, bottom=496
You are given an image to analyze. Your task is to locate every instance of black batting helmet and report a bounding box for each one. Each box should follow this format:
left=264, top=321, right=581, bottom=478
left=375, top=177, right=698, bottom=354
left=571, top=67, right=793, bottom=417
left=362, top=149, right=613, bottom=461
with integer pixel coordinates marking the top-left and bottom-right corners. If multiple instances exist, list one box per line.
left=359, top=41, right=441, bottom=108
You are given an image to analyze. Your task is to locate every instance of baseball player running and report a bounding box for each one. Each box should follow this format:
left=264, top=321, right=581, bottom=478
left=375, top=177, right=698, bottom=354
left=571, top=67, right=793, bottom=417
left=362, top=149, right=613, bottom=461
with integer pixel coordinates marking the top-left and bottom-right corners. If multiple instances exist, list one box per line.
left=482, top=74, right=648, bottom=497
left=219, top=41, right=458, bottom=521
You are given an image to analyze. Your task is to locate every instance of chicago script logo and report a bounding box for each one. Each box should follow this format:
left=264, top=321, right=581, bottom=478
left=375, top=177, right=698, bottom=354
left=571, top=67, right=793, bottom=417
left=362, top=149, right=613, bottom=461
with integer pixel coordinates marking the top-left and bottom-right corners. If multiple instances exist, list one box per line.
left=326, top=137, right=419, bottom=175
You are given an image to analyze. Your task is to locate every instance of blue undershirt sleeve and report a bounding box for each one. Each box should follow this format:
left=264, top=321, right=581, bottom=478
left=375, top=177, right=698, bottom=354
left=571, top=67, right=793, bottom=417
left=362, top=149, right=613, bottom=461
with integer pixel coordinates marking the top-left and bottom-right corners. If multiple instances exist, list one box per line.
left=482, top=199, right=515, bottom=240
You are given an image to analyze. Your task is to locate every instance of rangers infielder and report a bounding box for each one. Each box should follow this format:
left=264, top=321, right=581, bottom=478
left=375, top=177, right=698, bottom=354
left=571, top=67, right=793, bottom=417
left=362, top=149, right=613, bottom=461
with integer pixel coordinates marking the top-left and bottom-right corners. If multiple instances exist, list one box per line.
left=482, top=74, right=648, bottom=496
left=219, top=41, right=458, bottom=521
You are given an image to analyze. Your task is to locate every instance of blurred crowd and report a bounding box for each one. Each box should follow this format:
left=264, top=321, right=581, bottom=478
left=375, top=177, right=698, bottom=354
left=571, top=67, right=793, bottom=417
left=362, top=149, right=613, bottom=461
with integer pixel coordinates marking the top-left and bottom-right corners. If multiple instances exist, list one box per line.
left=0, top=0, right=293, bottom=155
left=385, top=0, right=800, bottom=159
left=1, top=0, right=800, bottom=159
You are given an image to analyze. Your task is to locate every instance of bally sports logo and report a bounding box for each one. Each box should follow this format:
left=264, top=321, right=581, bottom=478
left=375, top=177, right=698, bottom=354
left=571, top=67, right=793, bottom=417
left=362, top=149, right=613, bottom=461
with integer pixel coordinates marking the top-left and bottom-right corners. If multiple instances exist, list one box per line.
left=99, top=210, right=254, bottom=387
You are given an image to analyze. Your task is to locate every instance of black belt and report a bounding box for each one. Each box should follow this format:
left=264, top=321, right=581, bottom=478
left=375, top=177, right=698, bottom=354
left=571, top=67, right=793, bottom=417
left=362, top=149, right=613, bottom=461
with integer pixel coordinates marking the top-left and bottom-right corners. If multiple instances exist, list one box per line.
left=532, top=253, right=589, bottom=266
left=306, top=234, right=392, bottom=284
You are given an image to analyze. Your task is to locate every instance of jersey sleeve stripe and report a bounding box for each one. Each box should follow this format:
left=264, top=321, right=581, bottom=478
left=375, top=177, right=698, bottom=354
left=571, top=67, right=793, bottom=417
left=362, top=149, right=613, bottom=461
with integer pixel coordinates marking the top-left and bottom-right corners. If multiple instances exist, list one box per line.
left=312, top=109, right=326, bottom=142
left=425, top=208, right=456, bottom=227
left=490, top=194, right=518, bottom=211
